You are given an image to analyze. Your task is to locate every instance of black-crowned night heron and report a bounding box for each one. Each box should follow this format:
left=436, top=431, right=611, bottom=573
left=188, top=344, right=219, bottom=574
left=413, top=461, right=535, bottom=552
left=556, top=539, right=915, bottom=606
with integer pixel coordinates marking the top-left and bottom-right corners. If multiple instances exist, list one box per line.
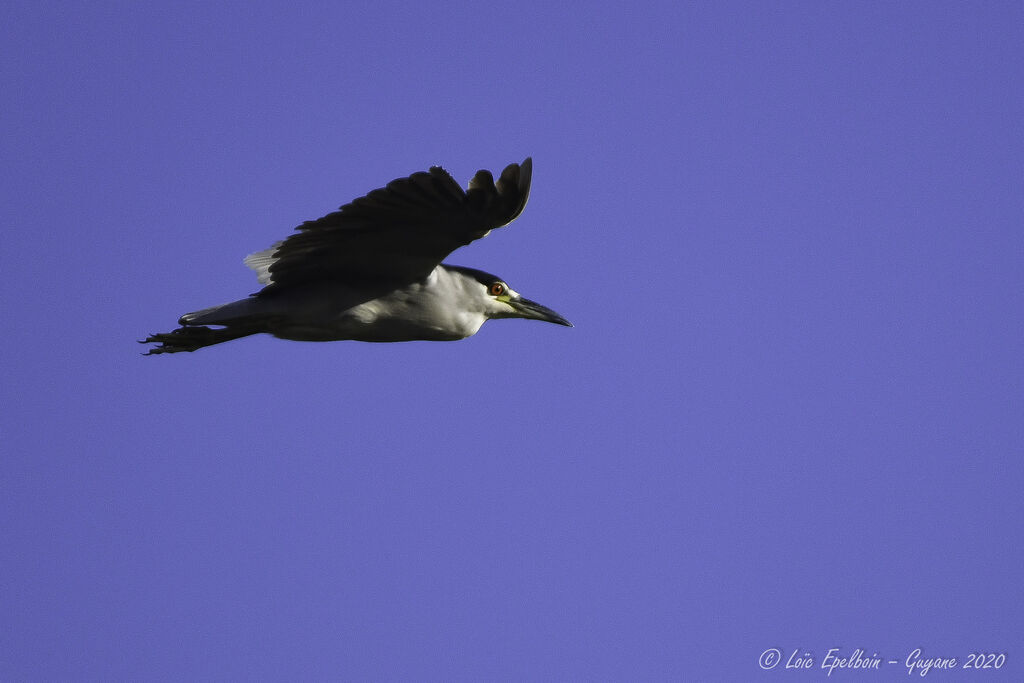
left=142, top=158, right=571, bottom=354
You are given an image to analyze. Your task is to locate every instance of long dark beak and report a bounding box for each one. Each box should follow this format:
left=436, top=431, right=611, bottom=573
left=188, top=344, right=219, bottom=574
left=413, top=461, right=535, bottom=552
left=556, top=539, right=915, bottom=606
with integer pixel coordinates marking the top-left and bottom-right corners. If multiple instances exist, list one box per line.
left=511, top=297, right=573, bottom=327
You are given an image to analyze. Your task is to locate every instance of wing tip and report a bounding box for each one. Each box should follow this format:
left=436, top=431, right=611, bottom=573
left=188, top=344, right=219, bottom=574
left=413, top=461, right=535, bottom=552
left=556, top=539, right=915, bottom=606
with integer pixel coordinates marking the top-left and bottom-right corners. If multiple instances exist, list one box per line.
left=496, top=157, right=533, bottom=224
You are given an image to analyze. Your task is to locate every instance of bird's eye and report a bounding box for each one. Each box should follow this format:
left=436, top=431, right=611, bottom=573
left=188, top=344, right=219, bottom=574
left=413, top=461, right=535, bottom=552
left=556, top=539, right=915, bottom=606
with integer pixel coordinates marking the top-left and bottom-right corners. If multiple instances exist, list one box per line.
left=489, top=282, right=507, bottom=296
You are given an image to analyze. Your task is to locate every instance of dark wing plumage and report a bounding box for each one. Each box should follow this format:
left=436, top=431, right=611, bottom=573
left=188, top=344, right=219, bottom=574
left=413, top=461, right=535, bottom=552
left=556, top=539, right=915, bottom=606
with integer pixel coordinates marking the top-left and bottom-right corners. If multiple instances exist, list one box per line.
left=246, top=158, right=532, bottom=291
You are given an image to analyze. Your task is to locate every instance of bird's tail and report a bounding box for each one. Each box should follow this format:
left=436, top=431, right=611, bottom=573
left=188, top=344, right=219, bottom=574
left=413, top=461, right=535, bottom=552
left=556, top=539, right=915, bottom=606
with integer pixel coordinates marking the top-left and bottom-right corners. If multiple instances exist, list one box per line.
left=140, top=325, right=259, bottom=354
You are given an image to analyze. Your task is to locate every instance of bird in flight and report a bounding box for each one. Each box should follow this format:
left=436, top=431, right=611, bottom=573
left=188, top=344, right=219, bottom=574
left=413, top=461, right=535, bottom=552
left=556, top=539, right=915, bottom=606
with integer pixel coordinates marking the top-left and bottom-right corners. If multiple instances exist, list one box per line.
left=142, top=158, right=571, bottom=354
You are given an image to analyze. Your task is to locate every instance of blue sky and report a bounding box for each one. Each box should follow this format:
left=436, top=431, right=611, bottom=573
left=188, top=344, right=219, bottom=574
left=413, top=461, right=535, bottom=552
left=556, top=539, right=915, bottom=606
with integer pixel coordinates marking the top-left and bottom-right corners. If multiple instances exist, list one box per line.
left=2, top=1, right=1022, bottom=679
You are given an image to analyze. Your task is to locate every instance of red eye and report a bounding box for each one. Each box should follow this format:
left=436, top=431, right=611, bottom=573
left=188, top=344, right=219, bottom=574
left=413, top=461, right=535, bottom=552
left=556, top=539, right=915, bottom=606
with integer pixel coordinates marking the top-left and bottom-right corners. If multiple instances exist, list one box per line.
left=490, top=282, right=506, bottom=296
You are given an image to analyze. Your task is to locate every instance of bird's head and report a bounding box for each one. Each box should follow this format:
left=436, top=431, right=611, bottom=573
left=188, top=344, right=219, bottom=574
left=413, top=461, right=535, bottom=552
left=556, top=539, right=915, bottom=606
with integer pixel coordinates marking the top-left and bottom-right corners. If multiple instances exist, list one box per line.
left=445, top=265, right=573, bottom=328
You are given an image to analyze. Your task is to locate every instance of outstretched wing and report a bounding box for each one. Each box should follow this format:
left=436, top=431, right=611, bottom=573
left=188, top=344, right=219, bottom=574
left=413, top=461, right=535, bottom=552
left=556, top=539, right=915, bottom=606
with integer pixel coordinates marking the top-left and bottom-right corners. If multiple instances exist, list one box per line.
left=246, top=158, right=532, bottom=290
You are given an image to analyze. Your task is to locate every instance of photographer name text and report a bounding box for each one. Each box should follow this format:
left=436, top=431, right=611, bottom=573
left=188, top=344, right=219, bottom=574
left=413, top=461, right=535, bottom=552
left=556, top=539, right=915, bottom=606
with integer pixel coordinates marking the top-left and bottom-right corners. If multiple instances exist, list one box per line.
left=758, top=647, right=1006, bottom=676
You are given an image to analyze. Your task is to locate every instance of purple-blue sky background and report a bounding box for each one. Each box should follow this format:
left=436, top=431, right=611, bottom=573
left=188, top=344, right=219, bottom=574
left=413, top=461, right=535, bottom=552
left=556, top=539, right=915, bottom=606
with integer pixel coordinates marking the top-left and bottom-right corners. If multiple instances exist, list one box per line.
left=2, top=2, right=1022, bottom=679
